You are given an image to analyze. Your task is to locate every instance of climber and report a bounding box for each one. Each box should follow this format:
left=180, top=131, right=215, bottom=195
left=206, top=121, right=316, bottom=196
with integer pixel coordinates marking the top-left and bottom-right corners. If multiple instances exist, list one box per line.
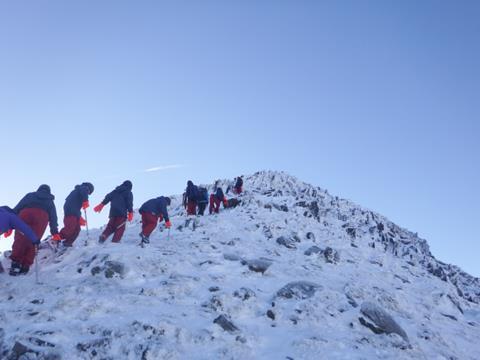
left=94, top=180, right=134, bottom=243
left=0, top=206, right=39, bottom=246
left=139, top=196, right=172, bottom=244
left=57, top=182, right=94, bottom=247
left=209, top=187, right=228, bottom=214
left=185, top=180, right=198, bottom=216
left=233, top=176, right=243, bottom=195
left=10, top=185, right=59, bottom=275
left=197, top=187, right=209, bottom=216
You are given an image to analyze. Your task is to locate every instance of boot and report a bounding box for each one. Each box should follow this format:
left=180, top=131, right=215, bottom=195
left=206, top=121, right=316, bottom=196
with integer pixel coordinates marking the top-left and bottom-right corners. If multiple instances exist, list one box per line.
left=98, top=235, right=106, bottom=244
left=9, top=261, right=22, bottom=276
left=139, top=233, right=150, bottom=244
left=20, top=265, right=30, bottom=275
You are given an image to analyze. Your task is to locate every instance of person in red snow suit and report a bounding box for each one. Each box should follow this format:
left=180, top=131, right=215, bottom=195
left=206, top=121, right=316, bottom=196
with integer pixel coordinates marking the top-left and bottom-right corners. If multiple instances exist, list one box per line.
left=209, top=187, right=228, bottom=214
left=1, top=206, right=40, bottom=276
left=184, top=180, right=198, bottom=216
left=233, top=176, right=243, bottom=194
left=10, top=185, right=59, bottom=275
left=94, top=180, right=133, bottom=243
left=58, top=182, right=94, bottom=247
left=139, top=196, right=172, bottom=244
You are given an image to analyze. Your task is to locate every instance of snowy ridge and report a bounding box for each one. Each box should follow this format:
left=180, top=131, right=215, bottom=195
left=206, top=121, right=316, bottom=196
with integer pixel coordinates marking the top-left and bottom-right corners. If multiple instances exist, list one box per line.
left=0, top=170, right=479, bottom=359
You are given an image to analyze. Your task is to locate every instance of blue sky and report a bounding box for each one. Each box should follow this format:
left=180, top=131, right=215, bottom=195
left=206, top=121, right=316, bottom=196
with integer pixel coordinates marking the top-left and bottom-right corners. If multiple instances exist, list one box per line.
left=1, top=1, right=479, bottom=275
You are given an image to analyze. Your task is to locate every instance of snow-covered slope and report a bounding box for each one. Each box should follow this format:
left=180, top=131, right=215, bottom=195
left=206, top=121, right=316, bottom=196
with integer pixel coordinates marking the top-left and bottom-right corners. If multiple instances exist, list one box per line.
left=1, top=171, right=479, bottom=359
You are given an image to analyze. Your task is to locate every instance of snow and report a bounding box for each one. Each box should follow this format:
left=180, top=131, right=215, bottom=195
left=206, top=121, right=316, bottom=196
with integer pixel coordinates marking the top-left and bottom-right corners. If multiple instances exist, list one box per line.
left=0, top=170, right=479, bottom=359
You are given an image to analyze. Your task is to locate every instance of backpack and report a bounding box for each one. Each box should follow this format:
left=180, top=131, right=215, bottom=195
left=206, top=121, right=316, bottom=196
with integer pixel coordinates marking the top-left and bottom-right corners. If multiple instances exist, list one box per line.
left=226, top=198, right=241, bottom=209
left=197, top=187, right=208, bottom=203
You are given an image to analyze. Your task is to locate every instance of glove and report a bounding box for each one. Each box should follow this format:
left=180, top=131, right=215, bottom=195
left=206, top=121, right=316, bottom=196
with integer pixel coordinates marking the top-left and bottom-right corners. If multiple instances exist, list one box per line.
left=165, top=220, right=172, bottom=229
left=128, top=212, right=134, bottom=222
left=52, top=233, right=62, bottom=241
left=94, top=203, right=104, bottom=213
left=3, top=229, right=13, bottom=238
left=223, top=198, right=228, bottom=207
left=79, top=217, right=87, bottom=227
left=82, top=201, right=89, bottom=210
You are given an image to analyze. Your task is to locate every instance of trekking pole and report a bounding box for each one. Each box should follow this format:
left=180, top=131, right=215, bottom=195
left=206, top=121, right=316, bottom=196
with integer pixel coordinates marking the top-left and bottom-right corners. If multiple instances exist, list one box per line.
left=84, top=208, right=90, bottom=246
left=117, top=221, right=127, bottom=230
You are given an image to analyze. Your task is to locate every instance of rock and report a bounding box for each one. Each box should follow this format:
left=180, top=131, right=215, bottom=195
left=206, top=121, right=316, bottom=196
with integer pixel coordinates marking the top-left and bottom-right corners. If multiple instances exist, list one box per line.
left=91, top=261, right=126, bottom=279
left=90, top=266, right=102, bottom=276
left=276, top=236, right=297, bottom=249
left=266, top=310, right=275, bottom=320
left=214, top=315, right=239, bottom=333
left=346, top=227, right=356, bottom=239
left=104, top=261, right=125, bottom=278
left=272, top=203, right=289, bottom=212
left=233, top=287, right=256, bottom=301
left=359, top=302, right=408, bottom=341
left=76, top=338, right=111, bottom=355
left=10, top=341, right=35, bottom=358
left=28, top=337, right=55, bottom=348
left=306, top=232, right=316, bottom=241
left=202, top=296, right=223, bottom=312
left=209, top=286, right=220, bottom=292
left=223, top=253, right=242, bottom=262
left=276, top=281, right=322, bottom=300
left=304, top=246, right=322, bottom=256
left=323, top=247, right=340, bottom=264
left=245, top=259, right=272, bottom=274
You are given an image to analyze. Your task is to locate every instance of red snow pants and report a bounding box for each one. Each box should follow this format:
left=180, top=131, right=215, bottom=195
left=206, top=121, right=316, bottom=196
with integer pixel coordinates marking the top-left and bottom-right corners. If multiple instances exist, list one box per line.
left=141, top=212, right=159, bottom=237
left=209, top=194, right=221, bottom=214
left=186, top=201, right=197, bottom=216
left=59, top=215, right=81, bottom=246
left=100, top=216, right=127, bottom=243
left=11, top=208, right=48, bottom=267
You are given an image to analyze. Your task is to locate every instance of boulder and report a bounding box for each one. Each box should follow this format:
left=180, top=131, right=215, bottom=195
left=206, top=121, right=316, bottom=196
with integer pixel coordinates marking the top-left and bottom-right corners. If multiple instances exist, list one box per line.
left=245, top=259, right=272, bottom=274
left=233, top=288, right=256, bottom=301
left=323, top=247, right=340, bottom=264
left=104, top=261, right=125, bottom=278
left=359, top=302, right=408, bottom=341
left=223, top=253, right=242, bottom=262
left=276, top=281, right=322, bottom=300
left=214, top=315, right=239, bottom=333
left=276, top=236, right=297, bottom=249
left=304, top=246, right=322, bottom=256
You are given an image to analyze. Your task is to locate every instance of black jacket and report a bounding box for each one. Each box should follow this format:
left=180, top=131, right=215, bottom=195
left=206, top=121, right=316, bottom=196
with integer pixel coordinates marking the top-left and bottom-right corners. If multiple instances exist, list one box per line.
left=185, top=181, right=198, bottom=203
left=101, top=181, right=133, bottom=218
left=14, top=185, right=59, bottom=234
left=64, top=183, right=93, bottom=218
left=139, top=197, right=170, bottom=221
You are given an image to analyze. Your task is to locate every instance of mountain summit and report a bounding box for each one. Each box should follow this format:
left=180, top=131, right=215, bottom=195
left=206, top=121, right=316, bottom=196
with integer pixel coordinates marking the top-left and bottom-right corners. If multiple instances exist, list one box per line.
left=1, top=171, right=479, bottom=359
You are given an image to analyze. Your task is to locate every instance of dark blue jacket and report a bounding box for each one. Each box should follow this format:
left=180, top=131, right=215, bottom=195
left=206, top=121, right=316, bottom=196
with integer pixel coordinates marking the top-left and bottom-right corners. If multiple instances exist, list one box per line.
left=215, top=188, right=225, bottom=201
left=64, top=183, right=92, bottom=218
left=0, top=206, right=39, bottom=244
left=139, top=197, right=170, bottom=221
left=197, top=187, right=209, bottom=204
left=235, top=177, right=243, bottom=189
left=13, top=185, right=59, bottom=235
left=185, top=181, right=198, bottom=203
left=101, top=181, right=133, bottom=218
